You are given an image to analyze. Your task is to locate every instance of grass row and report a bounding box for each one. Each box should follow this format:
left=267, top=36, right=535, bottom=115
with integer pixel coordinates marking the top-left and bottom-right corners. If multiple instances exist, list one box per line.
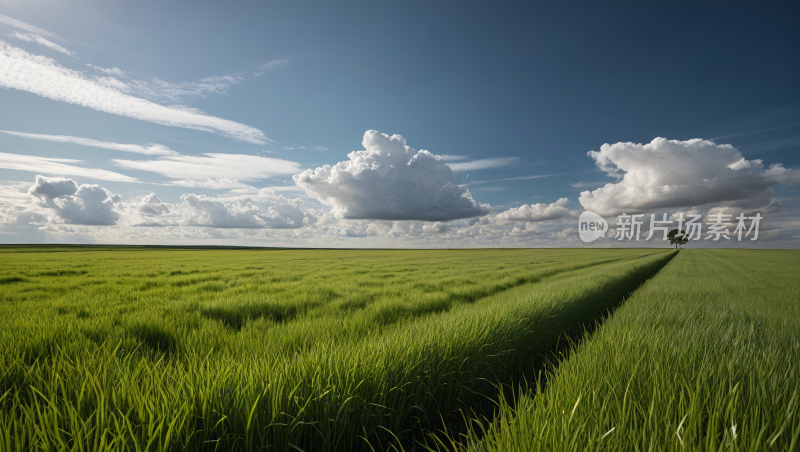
left=0, top=248, right=674, bottom=451
left=465, top=249, right=800, bottom=452
left=0, top=248, right=660, bottom=360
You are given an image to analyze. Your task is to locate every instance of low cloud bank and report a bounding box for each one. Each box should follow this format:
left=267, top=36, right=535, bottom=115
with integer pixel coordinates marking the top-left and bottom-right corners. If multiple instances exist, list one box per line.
left=179, top=194, right=306, bottom=229
left=1, top=132, right=797, bottom=247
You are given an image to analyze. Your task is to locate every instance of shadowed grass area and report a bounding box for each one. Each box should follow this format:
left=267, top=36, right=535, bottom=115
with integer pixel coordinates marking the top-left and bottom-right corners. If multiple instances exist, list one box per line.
left=0, top=276, right=27, bottom=284
left=199, top=299, right=317, bottom=330
left=126, top=321, right=178, bottom=354
left=459, top=249, right=800, bottom=452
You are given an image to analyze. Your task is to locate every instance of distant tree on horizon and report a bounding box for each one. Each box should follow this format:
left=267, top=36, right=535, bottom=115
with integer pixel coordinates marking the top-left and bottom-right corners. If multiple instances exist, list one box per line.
left=668, top=229, right=689, bottom=249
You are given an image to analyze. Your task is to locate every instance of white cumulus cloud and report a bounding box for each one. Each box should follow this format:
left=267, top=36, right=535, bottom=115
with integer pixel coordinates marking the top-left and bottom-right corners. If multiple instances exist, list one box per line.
left=28, top=175, right=122, bottom=225
left=0, top=40, right=268, bottom=144
left=135, top=193, right=170, bottom=216
left=579, top=137, right=796, bottom=216
left=294, top=130, right=490, bottom=221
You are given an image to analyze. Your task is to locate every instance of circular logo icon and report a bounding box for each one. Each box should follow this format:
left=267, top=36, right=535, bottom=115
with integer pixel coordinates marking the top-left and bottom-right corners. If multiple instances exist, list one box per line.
left=578, top=211, right=608, bottom=242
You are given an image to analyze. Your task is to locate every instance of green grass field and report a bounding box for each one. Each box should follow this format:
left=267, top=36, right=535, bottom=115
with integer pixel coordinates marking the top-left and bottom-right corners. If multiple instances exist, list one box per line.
left=0, top=247, right=797, bottom=451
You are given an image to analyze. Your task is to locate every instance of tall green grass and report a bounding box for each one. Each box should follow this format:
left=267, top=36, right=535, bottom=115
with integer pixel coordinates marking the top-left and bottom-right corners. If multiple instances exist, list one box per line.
left=0, top=247, right=673, bottom=451
left=467, top=250, right=800, bottom=452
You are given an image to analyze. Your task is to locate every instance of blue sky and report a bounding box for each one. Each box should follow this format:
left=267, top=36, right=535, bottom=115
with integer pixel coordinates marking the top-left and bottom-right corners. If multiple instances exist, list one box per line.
left=0, top=1, right=798, bottom=247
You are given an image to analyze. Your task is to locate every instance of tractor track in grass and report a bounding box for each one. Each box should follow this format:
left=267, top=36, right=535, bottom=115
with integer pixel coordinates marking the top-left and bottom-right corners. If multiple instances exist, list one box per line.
left=462, top=250, right=800, bottom=452
left=410, top=250, right=679, bottom=452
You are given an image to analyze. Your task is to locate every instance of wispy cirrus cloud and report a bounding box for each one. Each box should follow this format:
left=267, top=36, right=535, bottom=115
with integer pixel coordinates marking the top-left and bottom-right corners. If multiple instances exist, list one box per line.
left=260, top=59, right=289, bottom=71
left=736, top=136, right=800, bottom=154
left=708, top=121, right=800, bottom=141
left=86, top=64, right=125, bottom=76
left=283, top=145, right=328, bottom=151
left=448, top=157, right=519, bottom=172
left=439, top=154, right=469, bottom=161
left=471, top=186, right=507, bottom=192
left=0, top=130, right=178, bottom=156
left=114, top=153, right=302, bottom=181
left=569, top=180, right=605, bottom=189
left=469, top=172, right=570, bottom=184
left=10, top=31, right=74, bottom=57
left=162, top=179, right=254, bottom=190
left=0, top=40, right=269, bottom=144
left=0, top=151, right=138, bottom=182
left=255, top=59, right=290, bottom=76
left=0, top=14, right=58, bottom=39
left=115, top=75, right=247, bottom=103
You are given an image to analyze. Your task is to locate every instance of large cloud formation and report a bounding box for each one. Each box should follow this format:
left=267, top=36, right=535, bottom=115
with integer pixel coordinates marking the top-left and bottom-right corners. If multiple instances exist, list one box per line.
left=579, top=137, right=796, bottom=216
left=294, top=130, right=490, bottom=221
left=28, top=175, right=121, bottom=225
